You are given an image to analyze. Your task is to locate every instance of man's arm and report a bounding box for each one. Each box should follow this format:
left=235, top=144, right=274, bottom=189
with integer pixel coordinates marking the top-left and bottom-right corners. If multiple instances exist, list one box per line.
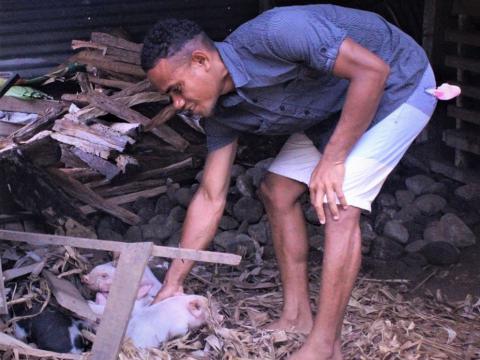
left=309, top=37, right=390, bottom=223
left=154, top=139, right=238, bottom=302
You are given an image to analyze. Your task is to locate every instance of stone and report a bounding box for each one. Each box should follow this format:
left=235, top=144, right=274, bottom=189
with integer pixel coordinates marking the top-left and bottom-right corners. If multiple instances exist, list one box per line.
left=194, top=170, right=203, bottom=183
left=421, top=241, right=460, bottom=265
left=370, top=236, right=404, bottom=260
left=233, top=197, right=264, bottom=223
left=309, top=233, right=325, bottom=250
left=132, top=197, right=155, bottom=214
left=97, top=228, right=123, bottom=242
left=166, top=230, right=182, bottom=248
left=454, top=183, right=480, bottom=202
left=148, top=214, right=168, bottom=225
left=414, top=194, right=447, bottom=215
left=219, top=215, right=239, bottom=231
left=304, top=204, right=320, bottom=225
left=227, top=233, right=257, bottom=258
left=402, top=252, right=428, bottom=267
left=395, top=190, right=415, bottom=208
left=169, top=206, right=186, bottom=222
left=175, top=187, right=194, bottom=208
left=360, top=220, right=377, bottom=242
left=213, top=230, right=238, bottom=251
left=246, top=166, right=265, bottom=188
left=383, top=220, right=409, bottom=244
left=137, top=206, right=155, bottom=223
left=393, top=204, right=421, bottom=223
left=124, top=226, right=143, bottom=242
left=405, top=240, right=428, bottom=253
left=231, top=164, right=246, bottom=179
left=376, top=193, right=397, bottom=208
left=235, top=173, right=255, bottom=197
left=423, top=213, right=476, bottom=248
left=423, top=182, right=447, bottom=196
left=166, top=182, right=180, bottom=202
left=155, top=195, right=175, bottom=216
left=374, top=212, right=392, bottom=233
left=247, top=221, right=271, bottom=245
left=96, top=215, right=126, bottom=237
left=405, top=175, right=435, bottom=195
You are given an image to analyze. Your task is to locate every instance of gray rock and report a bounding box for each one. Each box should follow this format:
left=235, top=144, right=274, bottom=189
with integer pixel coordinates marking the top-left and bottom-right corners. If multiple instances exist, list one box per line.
left=414, top=194, right=447, bottom=215
left=423, top=182, right=447, bottom=196
left=370, top=236, right=404, bottom=260
left=309, top=233, right=325, bottom=251
left=360, top=220, right=376, bottom=254
left=167, top=230, right=182, bottom=248
left=155, top=195, right=175, bottom=216
left=98, top=229, right=123, bottom=242
left=141, top=217, right=180, bottom=242
left=393, top=204, right=421, bottom=223
left=395, top=190, right=415, bottom=208
left=405, top=240, right=428, bottom=253
left=374, top=212, right=392, bottom=233
left=219, top=215, right=239, bottom=231
left=235, top=173, right=255, bottom=197
left=227, top=233, right=257, bottom=258
left=169, top=206, right=186, bottom=222
left=166, top=183, right=180, bottom=202
left=383, top=220, right=409, bottom=244
left=421, top=241, right=460, bottom=265
left=148, top=214, right=168, bottom=225
left=194, top=170, right=203, bottom=183
left=454, top=183, right=480, bottom=202
left=175, top=187, right=194, bottom=208
left=246, top=166, right=265, bottom=188
left=255, top=157, right=275, bottom=170
left=96, top=216, right=126, bottom=239
left=233, top=197, right=264, bottom=223
left=402, top=252, right=428, bottom=267
left=213, top=230, right=238, bottom=251
left=377, top=193, right=397, bottom=208
left=132, top=197, right=155, bottom=213
left=124, top=226, right=143, bottom=242
left=405, top=175, right=435, bottom=195
left=231, top=164, right=246, bottom=179
left=424, top=213, right=476, bottom=248
left=304, top=204, right=320, bottom=225
left=247, top=221, right=271, bottom=245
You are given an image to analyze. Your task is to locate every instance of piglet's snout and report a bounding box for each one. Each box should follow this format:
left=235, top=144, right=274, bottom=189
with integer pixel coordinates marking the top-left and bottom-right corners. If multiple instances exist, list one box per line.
left=81, top=275, right=90, bottom=284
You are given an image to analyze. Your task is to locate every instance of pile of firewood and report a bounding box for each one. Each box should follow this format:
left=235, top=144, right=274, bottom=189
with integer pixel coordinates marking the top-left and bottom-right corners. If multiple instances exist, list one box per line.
left=0, top=31, right=205, bottom=235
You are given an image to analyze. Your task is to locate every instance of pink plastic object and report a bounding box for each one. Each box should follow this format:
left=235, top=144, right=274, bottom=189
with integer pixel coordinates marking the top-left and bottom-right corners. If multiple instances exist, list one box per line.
left=425, top=83, right=461, bottom=100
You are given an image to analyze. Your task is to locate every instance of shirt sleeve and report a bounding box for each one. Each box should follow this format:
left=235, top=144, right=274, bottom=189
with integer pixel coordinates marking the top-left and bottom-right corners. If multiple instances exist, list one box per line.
left=204, top=117, right=240, bottom=153
left=263, top=9, right=347, bottom=74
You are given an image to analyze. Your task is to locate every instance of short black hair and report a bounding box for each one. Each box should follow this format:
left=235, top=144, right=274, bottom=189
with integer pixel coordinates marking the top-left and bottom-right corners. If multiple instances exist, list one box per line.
left=141, top=18, right=205, bottom=71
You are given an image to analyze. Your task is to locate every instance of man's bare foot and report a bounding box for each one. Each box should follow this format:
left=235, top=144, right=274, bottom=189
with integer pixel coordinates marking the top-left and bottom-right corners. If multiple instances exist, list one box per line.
left=288, top=339, right=342, bottom=360
left=263, top=315, right=313, bottom=334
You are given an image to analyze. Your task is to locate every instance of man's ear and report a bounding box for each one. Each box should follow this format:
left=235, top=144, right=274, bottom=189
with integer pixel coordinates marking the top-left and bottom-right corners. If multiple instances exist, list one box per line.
left=191, top=50, right=210, bottom=71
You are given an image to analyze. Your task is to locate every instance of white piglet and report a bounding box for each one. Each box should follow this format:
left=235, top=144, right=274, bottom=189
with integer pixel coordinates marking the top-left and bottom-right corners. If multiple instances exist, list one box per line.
left=125, top=294, right=210, bottom=348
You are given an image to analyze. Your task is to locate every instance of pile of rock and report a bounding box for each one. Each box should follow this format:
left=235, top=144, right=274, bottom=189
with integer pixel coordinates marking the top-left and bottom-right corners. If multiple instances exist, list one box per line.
left=94, top=158, right=479, bottom=274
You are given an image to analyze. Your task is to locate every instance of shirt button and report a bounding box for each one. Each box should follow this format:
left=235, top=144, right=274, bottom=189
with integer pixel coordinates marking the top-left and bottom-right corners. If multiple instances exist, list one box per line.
left=304, top=110, right=310, bottom=115
left=280, top=105, right=285, bottom=111
left=321, top=47, right=327, bottom=53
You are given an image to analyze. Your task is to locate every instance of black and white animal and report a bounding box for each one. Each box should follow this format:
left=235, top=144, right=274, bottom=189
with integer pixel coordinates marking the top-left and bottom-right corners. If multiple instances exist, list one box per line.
left=13, top=303, right=86, bottom=353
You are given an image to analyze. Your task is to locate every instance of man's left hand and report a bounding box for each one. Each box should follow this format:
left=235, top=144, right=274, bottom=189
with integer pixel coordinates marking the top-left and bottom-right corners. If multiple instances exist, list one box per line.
left=309, top=158, right=348, bottom=224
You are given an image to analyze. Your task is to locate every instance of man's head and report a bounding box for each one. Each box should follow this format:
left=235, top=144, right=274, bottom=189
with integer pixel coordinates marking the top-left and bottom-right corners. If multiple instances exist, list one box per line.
left=142, top=18, right=232, bottom=118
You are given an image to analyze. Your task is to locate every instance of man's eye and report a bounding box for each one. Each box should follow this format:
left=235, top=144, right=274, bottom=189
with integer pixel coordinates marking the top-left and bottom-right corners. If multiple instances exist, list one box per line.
left=172, top=86, right=182, bottom=94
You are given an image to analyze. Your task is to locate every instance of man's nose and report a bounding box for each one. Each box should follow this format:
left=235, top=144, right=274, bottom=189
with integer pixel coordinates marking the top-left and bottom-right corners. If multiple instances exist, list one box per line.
left=171, top=95, right=185, bottom=110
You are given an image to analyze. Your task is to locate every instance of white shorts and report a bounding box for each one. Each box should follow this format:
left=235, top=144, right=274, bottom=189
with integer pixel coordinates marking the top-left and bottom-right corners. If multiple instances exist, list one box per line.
left=268, top=86, right=437, bottom=212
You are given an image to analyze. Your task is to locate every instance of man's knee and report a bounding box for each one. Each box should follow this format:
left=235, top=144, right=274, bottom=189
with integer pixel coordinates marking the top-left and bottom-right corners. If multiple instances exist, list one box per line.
left=258, top=173, right=305, bottom=211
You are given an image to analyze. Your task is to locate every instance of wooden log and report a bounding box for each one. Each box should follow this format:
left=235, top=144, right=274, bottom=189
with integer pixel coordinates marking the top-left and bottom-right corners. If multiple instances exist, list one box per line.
left=115, top=154, right=139, bottom=174
left=87, top=76, right=135, bottom=90
left=80, top=185, right=167, bottom=214
left=0, top=257, right=7, bottom=314
left=95, top=178, right=165, bottom=197
left=73, top=51, right=144, bottom=78
left=71, top=147, right=121, bottom=180
left=90, top=242, right=151, bottom=360
left=105, top=46, right=141, bottom=65
left=90, top=32, right=142, bottom=53
left=0, top=150, right=89, bottom=227
left=134, top=157, right=193, bottom=181
left=47, top=167, right=141, bottom=225
left=43, top=270, right=97, bottom=321
left=109, top=122, right=140, bottom=138
left=0, top=121, right=22, bottom=137
left=0, top=230, right=242, bottom=265
left=71, top=39, right=107, bottom=53
left=51, top=132, right=112, bottom=159
left=0, top=96, right=64, bottom=114
left=18, top=130, right=61, bottom=167
left=3, top=261, right=45, bottom=281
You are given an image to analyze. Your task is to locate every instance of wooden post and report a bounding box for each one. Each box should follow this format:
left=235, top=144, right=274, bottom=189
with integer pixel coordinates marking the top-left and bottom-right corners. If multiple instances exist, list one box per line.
left=0, top=257, right=7, bottom=314
left=90, top=242, right=152, bottom=360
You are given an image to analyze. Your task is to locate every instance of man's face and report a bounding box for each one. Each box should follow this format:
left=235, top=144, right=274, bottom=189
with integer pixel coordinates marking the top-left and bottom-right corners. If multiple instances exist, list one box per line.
left=147, top=52, right=221, bottom=118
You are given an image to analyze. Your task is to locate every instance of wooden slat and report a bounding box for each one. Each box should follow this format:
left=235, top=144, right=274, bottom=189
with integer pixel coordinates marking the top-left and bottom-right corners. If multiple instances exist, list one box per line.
left=447, top=105, right=480, bottom=126
left=95, top=178, right=165, bottom=197
left=0, top=257, right=7, bottom=314
left=445, top=55, right=480, bottom=74
left=47, top=167, right=142, bottom=225
left=90, top=32, right=142, bottom=53
left=450, top=82, right=480, bottom=100
left=443, top=129, right=480, bottom=155
left=430, top=159, right=480, bottom=184
left=445, top=29, right=480, bottom=47
left=0, top=97, right=64, bottom=114
left=0, top=230, right=242, bottom=266
left=73, top=52, right=144, bottom=78
left=3, top=261, right=45, bottom=281
left=90, top=242, right=152, bottom=360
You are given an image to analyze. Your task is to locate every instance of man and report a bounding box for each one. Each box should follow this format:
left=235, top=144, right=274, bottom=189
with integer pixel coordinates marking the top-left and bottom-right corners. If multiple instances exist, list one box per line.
left=141, top=5, right=437, bottom=359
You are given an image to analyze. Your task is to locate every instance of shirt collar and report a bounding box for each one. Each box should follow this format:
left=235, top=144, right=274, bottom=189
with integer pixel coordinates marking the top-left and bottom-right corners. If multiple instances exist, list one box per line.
left=214, top=41, right=250, bottom=89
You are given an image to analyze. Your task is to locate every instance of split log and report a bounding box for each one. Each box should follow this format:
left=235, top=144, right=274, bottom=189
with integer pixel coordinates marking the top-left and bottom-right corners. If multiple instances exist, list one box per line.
left=0, top=150, right=89, bottom=227
left=95, top=178, right=165, bottom=197
left=73, top=51, right=144, bottom=78
left=90, top=32, right=142, bottom=53
left=87, top=76, right=135, bottom=90
left=71, top=39, right=107, bottom=54
left=0, top=121, right=22, bottom=137
left=0, top=96, right=64, bottom=114
left=134, top=157, right=193, bottom=181
left=115, top=154, right=139, bottom=174
left=105, top=46, right=140, bottom=65
left=71, top=147, right=121, bottom=180
left=3, top=261, right=45, bottom=281
left=51, top=132, right=112, bottom=159
left=47, top=167, right=141, bottom=225
left=0, top=258, right=7, bottom=314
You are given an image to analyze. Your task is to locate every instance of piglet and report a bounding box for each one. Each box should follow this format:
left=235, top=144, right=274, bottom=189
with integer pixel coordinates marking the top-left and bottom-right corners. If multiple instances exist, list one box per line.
left=125, top=294, right=210, bottom=348
left=81, top=261, right=162, bottom=300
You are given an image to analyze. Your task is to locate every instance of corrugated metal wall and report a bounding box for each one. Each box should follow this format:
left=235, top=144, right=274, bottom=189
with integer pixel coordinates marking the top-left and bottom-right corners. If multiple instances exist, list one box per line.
left=0, top=0, right=259, bottom=77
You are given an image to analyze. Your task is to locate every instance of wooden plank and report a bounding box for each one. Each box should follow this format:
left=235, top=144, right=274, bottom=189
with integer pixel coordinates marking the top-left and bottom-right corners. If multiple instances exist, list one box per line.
left=47, top=167, right=142, bottom=225
left=51, top=132, right=112, bottom=159
left=450, top=82, right=480, bottom=100
left=105, top=46, right=141, bottom=65
left=0, top=96, right=63, bottom=114
left=445, top=29, right=480, bottom=47
left=90, top=32, right=142, bottom=53
left=0, top=230, right=242, bottom=265
left=0, top=121, right=22, bottom=137
left=73, top=51, right=144, bottom=78
left=443, top=129, right=480, bottom=155
left=445, top=55, right=480, bottom=74
left=447, top=105, right=480, bottom=126
left=0, top=257, right=7, bottom=314
left=3, top=261, right=45, bottom=281
left=90, top=242, right=152, bottom=360
left=87, top=76, right=135, bottom=90
left=430, top=159, right=480, bottom=184
left=71, top=147, right=121, bottom=181
left=95, top=178, right=166, bottom=197
left=80, top=185, right=167, bottom=214
left=43, top=270, right=97, bottom=321
left=134, top=157, right=193, bottom=181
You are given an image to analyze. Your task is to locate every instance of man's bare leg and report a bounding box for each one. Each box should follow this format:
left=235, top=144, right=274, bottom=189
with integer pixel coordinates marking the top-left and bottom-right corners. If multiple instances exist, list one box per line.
left=289, top=205, right=362, bottom=360
left=259, top=172, right=313, bottom=334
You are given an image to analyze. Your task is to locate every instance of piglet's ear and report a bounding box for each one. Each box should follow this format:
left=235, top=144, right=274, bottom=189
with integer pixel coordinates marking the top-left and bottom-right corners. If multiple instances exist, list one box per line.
left=137, top=284, right=153, bottom=299
left=188, top=299, right=206, bottom=319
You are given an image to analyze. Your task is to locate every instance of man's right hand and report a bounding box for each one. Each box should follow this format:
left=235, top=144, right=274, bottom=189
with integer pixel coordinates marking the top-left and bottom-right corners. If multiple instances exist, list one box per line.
left=153, top=282, right=184, bottom=304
